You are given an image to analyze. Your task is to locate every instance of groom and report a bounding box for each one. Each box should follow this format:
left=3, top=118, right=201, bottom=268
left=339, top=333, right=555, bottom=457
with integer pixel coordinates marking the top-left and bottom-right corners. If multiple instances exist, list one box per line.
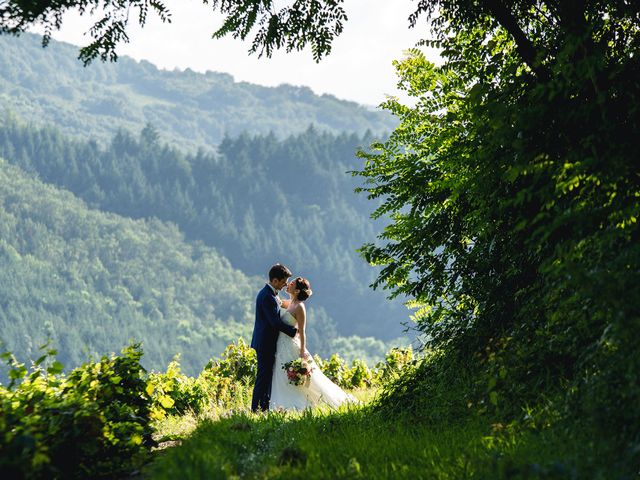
left=251, top=263, right=298, bottom=412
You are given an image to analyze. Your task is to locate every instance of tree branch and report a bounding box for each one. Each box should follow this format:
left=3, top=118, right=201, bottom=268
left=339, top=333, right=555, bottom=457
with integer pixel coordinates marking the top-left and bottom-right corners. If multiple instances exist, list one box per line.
left=483, top=0, right=550, bottom=80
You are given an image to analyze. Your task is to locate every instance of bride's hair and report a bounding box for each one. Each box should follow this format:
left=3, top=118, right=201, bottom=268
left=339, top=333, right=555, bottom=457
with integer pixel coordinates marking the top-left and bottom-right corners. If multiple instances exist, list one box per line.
left=294, top=277, right=313, bottom=301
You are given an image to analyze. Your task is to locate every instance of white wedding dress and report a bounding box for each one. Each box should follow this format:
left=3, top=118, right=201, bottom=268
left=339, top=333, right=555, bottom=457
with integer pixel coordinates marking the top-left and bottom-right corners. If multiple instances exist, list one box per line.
left=270, top=307, right=356, bottom=411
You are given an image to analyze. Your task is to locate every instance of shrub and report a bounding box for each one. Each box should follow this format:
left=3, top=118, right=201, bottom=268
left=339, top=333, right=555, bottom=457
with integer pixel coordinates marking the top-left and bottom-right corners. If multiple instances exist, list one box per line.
left=0, top=343, right=153, bottom=479
left=374, top=348, right=477, bottom=425
left=203, top=338, right=257, bottom=383
left=376, top=346, right=414, bottom=382
left=197, top=339, right=256, bottom=408
left=347, top=359, right=375, bottom=389
left=318, top=353, right=348, bottom=386
left=147, top=355, right=208, bottom=419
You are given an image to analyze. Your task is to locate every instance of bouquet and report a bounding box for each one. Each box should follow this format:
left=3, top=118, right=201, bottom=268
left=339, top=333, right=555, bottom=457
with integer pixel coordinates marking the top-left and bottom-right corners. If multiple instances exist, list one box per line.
left=282, top=357, right=313, bottom=386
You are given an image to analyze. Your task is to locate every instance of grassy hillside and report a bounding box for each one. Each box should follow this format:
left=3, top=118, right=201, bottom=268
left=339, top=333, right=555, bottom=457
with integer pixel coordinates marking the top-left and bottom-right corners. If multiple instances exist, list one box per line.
left=147, top=407, right=621, bottom=479
left=0, top=33, right=395, bottom=151
left=144, top=348, right=632, bottom=480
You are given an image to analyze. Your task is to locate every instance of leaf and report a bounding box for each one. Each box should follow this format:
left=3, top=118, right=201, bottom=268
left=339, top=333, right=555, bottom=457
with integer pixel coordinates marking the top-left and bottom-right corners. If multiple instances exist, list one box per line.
left=47, top=361, right=64, bottom=375
left=488, top=377, right=497, bottom=390
left=159, top=395, right=175, bottom=409
left=145, top=383, right=155, bottom=396
left=489, top=391, right=498, bottom=406
left=9, top=365, right=27, bottom=380
left=34, top=355, right=48, bottom=366
left=504, top=166, right=520, bottom=183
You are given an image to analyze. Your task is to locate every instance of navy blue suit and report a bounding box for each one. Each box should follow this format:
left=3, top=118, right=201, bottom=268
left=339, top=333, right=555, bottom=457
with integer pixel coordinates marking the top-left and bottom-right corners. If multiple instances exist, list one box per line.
left=251, top=284, right=298, bottom=411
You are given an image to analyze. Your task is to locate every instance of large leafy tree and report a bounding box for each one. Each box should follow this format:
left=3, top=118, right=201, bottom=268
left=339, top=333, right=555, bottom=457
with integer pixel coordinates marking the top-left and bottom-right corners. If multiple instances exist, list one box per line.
left=354, top=1, right=639, bottom=439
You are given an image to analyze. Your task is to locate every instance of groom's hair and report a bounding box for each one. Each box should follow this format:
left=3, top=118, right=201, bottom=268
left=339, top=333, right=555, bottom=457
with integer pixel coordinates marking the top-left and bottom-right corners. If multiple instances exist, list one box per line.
left=269, top=263, right=292, bottom=281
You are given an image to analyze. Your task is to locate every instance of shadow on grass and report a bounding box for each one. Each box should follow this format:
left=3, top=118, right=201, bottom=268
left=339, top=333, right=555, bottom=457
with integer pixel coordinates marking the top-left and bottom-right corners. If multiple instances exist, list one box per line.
left=143, top=400, right=625, bottom=479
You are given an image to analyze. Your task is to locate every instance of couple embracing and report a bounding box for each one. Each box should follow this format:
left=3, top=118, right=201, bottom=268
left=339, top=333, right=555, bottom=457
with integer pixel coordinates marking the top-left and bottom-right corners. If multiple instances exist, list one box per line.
left=251, top=263, right=355, bottom=412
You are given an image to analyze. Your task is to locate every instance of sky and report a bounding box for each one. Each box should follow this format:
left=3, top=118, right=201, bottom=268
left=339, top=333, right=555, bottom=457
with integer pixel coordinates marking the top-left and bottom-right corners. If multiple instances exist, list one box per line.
left=40, top=0, right=439, bottom=106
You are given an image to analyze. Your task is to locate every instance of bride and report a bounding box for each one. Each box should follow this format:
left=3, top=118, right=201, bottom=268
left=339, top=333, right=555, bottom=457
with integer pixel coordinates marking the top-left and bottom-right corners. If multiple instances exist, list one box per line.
left=270, top=276, right=356, bottom=411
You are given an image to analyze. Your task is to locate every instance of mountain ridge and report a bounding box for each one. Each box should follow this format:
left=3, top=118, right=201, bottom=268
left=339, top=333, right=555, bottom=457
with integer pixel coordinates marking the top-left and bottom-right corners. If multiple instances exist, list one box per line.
left=0, top=33, right=395, bottom=152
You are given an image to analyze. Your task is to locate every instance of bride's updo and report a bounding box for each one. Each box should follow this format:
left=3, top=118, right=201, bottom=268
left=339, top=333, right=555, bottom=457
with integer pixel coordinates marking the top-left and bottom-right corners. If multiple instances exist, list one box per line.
left=294, top=277, right=313, bottom=301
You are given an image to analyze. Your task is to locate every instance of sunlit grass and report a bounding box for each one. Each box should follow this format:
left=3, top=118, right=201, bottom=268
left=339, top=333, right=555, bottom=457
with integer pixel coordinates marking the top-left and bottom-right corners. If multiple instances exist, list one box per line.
left=152, top=387, right=381, bottom=446
left=145, top=395, right=619, bottom=479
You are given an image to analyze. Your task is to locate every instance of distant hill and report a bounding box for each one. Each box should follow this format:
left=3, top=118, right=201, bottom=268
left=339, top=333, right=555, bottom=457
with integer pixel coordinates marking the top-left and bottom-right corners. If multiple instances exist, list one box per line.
left=0, top=33, right=395, bottom=151
left=0, top=159, right=398, bottom=373
left=0, top=157, right=257, bottom=373
left=0, top=118, right=410, bottom=341
left=0, top=158, right=394, bottom=376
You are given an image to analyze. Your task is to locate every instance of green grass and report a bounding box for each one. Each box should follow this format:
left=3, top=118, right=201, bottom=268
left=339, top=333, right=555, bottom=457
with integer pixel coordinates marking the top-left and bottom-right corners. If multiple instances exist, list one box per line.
left=144, top=395, right=624, bottom=479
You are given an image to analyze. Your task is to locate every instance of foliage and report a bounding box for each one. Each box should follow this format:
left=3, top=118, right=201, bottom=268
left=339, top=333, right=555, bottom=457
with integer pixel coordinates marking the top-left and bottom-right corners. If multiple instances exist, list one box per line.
left=374, top=349, right=478, bottom=425
left=313, top=353, right=347, bottom=386
left=374, top=346, right=413, bottom=382
left=345, top=359, right=374, bottom=389
left=147, top=356, right=209, bottom=419
left=0, top=155, right=407, bottom=378
left=312, top=348, right=414, bottom=390
left=203, top=338, right=257, bottom=383
left=0, top=343, right=153, bottom=479
left=0, top=0, right=171, bottom=64
left=0, top=338, right=404, bottom=478
left=210, top=0, right=347, bottom=62
left=0, top=157, right=258, bottom=376
left=0, top=0, right=351, bottom=64
left=196, top=339, right=256, bottom=409
left=354, top=0, right=640, bottom=445
left=146, top=340, right=260, bottom=420
left=145, top=338, right=637, bottom=479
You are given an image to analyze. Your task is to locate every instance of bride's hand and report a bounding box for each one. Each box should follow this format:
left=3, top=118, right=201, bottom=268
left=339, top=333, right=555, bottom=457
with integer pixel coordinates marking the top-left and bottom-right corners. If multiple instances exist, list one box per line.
left=299, top=351, right=310, bottom=360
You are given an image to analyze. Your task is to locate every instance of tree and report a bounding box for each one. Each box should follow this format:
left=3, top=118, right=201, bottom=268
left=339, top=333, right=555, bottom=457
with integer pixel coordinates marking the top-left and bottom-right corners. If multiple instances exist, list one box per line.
left=354, top=1, right=639, bottom=437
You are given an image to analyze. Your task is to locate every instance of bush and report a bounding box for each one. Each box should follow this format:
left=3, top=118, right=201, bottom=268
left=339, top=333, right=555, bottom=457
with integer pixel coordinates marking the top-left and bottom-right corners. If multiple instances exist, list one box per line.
left=347, top=359, right=375, bottom=389
left=203, top=338, right=257, bottom=383
left=317, top=353, right=349, bottom=387
left=0, top=343, right=153, bottom=479
left=197, top=339, right=256, bottom=409
left=147, top=356, right=208, bottom=419
left=375, top=346, right=414, bottom=382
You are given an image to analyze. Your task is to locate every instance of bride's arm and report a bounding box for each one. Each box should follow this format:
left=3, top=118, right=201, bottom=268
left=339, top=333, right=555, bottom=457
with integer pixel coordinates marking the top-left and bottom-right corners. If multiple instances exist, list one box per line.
left=296, top=304, right=308, bottom=358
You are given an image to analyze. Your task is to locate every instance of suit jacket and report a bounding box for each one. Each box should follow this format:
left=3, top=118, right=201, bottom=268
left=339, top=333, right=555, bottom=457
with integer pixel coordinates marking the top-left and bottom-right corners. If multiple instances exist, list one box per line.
left=251, top=284, right=297, bottom=358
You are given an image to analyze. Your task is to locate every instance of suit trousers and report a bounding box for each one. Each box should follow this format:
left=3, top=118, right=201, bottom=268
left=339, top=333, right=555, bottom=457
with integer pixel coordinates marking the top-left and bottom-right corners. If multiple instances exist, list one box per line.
left=251, top=352, right=275, bottom=411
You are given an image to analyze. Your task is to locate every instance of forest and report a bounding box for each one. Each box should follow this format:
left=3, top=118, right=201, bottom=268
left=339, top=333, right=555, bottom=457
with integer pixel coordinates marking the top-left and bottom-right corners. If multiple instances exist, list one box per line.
left=0, top=115, right=409, bottom=342
left=0, top=157, right=400, bottom=375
